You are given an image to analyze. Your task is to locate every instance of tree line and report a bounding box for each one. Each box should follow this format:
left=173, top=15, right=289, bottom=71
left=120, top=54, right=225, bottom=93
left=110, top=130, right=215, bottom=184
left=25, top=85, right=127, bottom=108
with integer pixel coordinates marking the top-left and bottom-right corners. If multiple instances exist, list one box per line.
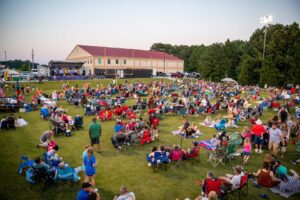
left=0, top=60, right=41, bottom=71
left=150, top=22, right=300, bottom=86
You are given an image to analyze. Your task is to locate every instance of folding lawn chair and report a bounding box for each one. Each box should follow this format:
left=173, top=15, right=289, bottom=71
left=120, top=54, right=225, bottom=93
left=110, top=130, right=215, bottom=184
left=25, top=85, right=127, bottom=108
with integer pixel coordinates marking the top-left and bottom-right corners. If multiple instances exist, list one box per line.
left=226, top=173, right=249, bottom=200
left=18, top=155, right=34, bottom=174
left=171, top=149, right=183, bottom=168
left=206, top=147, right=225, bottom=168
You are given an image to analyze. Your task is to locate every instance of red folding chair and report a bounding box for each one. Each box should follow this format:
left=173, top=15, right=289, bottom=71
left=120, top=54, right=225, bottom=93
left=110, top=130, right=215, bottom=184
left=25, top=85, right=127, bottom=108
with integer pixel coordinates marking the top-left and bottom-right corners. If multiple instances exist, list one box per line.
left=204, top=178, right=223, bottom=197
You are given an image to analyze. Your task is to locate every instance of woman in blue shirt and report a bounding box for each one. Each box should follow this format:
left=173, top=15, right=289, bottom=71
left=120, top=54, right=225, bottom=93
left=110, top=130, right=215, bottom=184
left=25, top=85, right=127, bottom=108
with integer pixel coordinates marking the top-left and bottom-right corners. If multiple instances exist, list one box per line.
left=83, top=147, right=97, bottom=188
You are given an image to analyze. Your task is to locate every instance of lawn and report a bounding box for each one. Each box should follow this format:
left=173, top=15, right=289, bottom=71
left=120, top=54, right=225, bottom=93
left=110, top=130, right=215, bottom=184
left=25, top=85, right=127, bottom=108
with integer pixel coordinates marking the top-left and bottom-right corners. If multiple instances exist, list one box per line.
left=0, top=79, right=299, bottom=200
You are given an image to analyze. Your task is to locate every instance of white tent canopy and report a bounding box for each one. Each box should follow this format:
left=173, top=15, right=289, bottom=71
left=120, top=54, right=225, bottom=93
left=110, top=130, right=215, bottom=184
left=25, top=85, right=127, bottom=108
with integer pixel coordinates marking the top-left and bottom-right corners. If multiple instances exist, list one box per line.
left=221, top=78, right=237, bottom=83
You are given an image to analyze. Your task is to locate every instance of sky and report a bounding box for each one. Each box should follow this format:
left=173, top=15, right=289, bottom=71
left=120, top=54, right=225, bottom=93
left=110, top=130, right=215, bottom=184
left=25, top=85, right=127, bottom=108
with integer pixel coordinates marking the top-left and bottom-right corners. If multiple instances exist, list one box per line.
left=0, top=0, right=299, bottom=64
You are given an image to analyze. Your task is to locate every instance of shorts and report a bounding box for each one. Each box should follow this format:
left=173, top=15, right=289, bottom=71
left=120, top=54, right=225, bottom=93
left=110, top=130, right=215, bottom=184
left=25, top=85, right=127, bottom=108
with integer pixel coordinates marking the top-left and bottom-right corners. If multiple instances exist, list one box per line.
left=268, top=141, right=279, bottom=153
left=243, top=151, right=250, bottom=156
left=253, top=135, right=263, bottom=145
left=91, top=137, right=100, bottom=145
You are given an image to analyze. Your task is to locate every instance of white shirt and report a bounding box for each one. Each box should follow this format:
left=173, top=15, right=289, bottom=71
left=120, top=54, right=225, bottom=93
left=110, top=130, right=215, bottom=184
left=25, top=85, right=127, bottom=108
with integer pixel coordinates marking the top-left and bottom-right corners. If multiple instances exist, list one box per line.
left=116, top=192, right=135, bottom=200
left=230, top=172, right=245, bottom=188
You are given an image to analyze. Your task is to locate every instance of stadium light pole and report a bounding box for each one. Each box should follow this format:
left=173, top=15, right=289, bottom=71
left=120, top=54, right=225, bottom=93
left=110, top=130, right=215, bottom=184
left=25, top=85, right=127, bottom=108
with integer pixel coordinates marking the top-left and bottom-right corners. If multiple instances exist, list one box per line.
left=260, top=15, right=273, bottom=68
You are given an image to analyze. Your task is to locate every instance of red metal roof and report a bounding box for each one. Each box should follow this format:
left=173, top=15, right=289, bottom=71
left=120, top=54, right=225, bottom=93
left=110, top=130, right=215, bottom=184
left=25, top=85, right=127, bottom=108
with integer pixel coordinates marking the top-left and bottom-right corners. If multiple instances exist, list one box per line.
left=78, top=45, right=182, bottom=61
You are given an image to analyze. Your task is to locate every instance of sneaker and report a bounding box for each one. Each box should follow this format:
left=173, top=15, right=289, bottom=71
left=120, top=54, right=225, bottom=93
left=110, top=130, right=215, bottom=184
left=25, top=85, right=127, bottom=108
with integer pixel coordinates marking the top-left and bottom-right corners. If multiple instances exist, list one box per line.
left=291, top=160, right=297, bottom=165
left=254, top=149, right=258, bottom=153
left=258, top=149, right=263, bottom=153
left=147, top=163, right=152, bottom=167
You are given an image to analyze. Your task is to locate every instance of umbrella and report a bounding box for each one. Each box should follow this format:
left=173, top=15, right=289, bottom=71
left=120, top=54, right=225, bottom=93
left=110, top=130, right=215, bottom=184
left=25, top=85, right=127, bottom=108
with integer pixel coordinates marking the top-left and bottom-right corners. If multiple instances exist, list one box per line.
left=221, top=78, right=237, bottom=83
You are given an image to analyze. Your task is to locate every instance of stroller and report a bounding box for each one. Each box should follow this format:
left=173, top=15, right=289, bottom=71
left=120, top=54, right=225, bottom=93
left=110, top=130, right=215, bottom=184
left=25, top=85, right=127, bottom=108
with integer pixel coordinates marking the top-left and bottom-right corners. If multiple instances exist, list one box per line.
left=50, top=120, right=66, bottom=136
left=74, top=115, right=83, bottom=130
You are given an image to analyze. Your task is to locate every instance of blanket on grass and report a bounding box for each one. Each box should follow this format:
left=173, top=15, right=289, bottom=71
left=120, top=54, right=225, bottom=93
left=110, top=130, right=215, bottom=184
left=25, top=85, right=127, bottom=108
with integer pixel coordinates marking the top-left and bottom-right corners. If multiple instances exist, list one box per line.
left=270, top=186, right=299, bottom=198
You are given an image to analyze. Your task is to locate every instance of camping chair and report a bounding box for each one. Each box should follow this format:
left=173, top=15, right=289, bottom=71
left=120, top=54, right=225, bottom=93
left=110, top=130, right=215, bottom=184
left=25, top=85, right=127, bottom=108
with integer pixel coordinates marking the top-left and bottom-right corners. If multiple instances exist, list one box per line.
left=206, top=147, right=225, bottom=168
left=18, top=155, right=34, bottom=174
left=177, top=108, right=188, bottom=119
left=227, top=173, right=249, bottom=200
left=185, top=147, right=200, bottom=165
left=171, top=149, right=183, bottom=168
left=140, top=130, right=152, bottom=145
left=203, top=178, right=223, bottom=197
left=29, top=167, right=52, bottom=191
left=54, top=165, right=80, bottom=190
left=214, top=119, right=226, bottom=130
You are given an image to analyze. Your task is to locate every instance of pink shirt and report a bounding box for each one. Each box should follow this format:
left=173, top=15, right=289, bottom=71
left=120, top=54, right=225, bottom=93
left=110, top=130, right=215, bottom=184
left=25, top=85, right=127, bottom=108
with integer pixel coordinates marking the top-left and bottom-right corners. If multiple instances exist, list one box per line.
left=243, top=143, right=251, bottom=152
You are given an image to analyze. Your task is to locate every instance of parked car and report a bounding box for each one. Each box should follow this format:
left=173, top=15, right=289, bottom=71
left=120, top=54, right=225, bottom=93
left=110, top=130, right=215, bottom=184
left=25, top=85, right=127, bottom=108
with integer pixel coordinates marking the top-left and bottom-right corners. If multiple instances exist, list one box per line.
left=171, top=72, right=184, bottom=78
left=190, top=72, right=201, bottom=79
left=156, top=71, right=167, bottom=77
left=20, top=72, right=31, bottom=79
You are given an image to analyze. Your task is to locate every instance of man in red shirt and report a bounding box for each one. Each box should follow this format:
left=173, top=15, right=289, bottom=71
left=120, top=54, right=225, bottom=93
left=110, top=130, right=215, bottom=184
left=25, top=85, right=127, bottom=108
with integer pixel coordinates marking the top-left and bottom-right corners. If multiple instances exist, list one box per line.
left=251, top=119, right=266, bottom=153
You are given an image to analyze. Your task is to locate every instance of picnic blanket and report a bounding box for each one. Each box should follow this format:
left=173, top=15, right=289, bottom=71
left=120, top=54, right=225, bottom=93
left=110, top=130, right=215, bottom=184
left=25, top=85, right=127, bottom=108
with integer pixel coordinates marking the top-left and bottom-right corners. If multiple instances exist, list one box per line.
left=199, top=122, right=215, bottom=128
left=270, top=186, right=299, bottom=198
left=171, top=130, right=202, bottom=138
left=195, top=139, right=217, bottom=150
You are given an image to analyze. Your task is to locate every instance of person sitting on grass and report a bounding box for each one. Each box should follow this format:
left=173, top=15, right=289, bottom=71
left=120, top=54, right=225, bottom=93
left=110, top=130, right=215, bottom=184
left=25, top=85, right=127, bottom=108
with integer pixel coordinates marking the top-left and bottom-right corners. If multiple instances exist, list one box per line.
left=210, top=135, right=220, bottom=148
left=0, top=115, right=8, bottom=130
left=219, top=166, right=244, bottom=190
left=113, top=186, right=135, bottom=200
left=37, top=130, right=55, bottom=148
left=276, top=169, right=300, bottom=194
left=253, top=162, right=279, bottom=188
left=15, top=116, right=28, bottom=127
left=47, top=145, right=62, bottom=167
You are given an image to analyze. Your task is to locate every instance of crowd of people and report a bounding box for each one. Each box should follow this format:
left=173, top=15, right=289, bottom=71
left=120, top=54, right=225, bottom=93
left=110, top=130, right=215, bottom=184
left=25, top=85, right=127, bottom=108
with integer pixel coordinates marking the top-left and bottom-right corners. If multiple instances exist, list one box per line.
left=4, top=78, right=300, bottom=199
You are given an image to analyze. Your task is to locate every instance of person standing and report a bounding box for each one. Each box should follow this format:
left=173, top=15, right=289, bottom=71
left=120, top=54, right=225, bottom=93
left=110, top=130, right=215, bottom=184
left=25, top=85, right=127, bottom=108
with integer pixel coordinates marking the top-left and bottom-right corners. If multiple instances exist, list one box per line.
left=278, top=106, right=289, bottom=123
left=83, top=147, right=97, bottom=188
left=269, top=123, right=283, bottom=157
left=89, top=118, right=102, bottom=153
left=251, top=119, right=266, bottom=153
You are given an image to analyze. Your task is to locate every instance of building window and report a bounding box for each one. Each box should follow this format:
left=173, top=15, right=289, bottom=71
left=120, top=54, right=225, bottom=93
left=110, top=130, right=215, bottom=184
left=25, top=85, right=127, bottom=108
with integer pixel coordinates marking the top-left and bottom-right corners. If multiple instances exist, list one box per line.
left=98, top=58, right=101, bottom=64
left=123, top=59, right=126, bottom=65
left=116, top=59, right=119, bottom=64
left=90, top=59, right=93, bottom=64
left=107, top=59, right=111, bottom=64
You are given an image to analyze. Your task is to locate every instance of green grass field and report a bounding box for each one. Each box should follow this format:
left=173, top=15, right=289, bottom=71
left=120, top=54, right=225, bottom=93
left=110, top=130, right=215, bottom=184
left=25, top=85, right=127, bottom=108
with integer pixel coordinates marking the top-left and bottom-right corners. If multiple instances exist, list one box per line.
left=0, top=79, right=299, bottom=200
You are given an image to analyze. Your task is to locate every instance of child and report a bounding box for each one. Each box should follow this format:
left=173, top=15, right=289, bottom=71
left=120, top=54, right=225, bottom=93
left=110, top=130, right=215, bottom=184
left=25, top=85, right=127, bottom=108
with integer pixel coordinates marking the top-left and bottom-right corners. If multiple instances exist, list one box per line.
left=242, top=126, right=251, bottom=142
left=243, top=137, right=251, bottom=165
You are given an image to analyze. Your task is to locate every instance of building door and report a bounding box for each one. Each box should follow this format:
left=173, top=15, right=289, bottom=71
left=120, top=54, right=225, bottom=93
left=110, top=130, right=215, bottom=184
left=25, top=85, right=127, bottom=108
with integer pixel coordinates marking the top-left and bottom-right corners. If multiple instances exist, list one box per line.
left=117, top=70, right=124, bottom=78
left=152, top=68, right=157, bottom=76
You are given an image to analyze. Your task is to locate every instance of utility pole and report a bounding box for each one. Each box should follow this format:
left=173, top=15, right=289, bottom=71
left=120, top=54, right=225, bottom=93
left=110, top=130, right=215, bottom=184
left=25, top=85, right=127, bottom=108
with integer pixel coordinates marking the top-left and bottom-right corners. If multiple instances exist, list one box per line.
left=31, top=49, right=34, bottom=71
left=4, top=51, right=7, bottom=61
left=260, top=15, right=273, bottom=69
